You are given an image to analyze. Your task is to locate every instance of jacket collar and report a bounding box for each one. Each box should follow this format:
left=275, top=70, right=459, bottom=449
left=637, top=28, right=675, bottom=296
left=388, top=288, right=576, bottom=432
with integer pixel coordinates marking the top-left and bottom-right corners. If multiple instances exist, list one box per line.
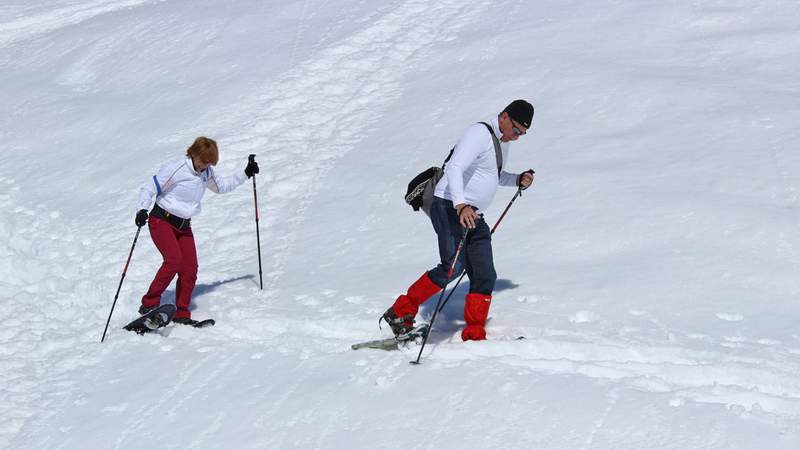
left=185, top=157, right=197, bottom=174
left=185, top=156, right=209, bottom=176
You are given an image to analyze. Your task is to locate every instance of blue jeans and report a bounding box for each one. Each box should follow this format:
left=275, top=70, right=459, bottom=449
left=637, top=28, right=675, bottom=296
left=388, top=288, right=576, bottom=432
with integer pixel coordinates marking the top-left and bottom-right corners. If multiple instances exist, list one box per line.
left=427, top=196, right=496, bottom=295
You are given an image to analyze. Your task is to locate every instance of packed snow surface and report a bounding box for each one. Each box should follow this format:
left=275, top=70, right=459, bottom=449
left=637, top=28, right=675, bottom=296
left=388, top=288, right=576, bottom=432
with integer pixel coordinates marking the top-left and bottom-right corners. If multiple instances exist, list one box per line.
left=2, top=1, right=800, bottom=448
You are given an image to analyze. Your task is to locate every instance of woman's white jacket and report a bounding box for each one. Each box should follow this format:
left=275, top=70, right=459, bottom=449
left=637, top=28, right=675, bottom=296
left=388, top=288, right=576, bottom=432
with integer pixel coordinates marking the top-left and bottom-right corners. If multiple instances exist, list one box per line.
left=137, top=157, right=247, bottom=219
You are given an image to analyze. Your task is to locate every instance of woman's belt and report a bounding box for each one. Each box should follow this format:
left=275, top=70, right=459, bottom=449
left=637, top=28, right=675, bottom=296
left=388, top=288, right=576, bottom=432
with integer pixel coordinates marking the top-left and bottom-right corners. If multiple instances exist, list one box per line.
left=150, top=204, right=191, bottom=229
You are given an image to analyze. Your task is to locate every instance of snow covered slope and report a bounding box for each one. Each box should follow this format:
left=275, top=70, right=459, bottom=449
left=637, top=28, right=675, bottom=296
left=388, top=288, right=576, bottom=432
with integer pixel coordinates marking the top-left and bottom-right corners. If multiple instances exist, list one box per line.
left=2, top=1, right=800, bottom=448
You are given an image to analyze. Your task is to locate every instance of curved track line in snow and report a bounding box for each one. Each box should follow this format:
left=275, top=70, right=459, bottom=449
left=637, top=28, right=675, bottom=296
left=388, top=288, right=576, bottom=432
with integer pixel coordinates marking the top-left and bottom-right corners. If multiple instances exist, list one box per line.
left=435, top=337, right=800, bottom=422
left=0, top=0, right=164, bottom=47
left=583, top=387, right=620, bottom=448
left=288, top=0, right=310, bottom=68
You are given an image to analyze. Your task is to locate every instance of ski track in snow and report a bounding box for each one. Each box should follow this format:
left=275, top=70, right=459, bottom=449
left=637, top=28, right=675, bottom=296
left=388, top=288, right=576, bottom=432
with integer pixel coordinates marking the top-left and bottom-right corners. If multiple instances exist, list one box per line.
left=186, top=0, right=488, bottom=340
left=431, top=334, right=800, bottom=423
left=0, top=0, right=165, bottom=48
left=584, top=387, right=620, bottom=449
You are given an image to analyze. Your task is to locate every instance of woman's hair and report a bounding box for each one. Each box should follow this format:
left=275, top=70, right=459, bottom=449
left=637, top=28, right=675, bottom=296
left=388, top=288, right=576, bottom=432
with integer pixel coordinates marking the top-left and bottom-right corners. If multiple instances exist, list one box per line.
left=185, top=136, right=219, bottom=165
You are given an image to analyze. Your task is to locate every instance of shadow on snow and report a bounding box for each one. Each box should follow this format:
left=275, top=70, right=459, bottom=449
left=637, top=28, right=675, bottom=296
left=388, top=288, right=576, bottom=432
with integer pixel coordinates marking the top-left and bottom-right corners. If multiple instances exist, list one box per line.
left=417, top=278, right=519, bottom=345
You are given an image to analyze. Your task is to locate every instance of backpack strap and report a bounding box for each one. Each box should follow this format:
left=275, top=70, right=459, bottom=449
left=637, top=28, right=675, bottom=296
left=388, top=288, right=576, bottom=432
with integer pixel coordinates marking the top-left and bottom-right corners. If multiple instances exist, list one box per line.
left=441, top=147, right=455, bottom=170
left=479, top=122, right=503, bottom=175
left=441, top=122, right=502, bottom=174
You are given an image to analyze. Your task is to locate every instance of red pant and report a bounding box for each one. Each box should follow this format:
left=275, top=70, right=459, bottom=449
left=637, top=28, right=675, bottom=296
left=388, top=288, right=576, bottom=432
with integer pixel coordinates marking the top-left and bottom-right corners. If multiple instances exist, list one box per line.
left=141, top=217, right=197, bottom=319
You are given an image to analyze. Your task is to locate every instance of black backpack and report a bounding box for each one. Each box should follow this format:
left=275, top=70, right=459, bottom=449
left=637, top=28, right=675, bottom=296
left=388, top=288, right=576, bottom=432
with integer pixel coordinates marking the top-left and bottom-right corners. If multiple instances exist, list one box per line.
left=404, top=122, right=502, bottom=217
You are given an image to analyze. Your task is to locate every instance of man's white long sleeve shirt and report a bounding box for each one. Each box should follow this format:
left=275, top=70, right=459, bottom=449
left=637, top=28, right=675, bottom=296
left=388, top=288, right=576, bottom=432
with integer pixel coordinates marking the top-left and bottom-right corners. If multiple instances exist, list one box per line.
left=434, top=116, right=519, bottom=212
left=137, top=157, right=247, bottom=219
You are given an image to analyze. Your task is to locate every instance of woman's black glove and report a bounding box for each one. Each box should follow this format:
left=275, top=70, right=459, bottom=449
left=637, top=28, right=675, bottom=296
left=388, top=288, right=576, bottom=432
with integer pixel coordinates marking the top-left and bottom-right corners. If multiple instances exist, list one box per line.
left=517, top=169, right=535, bottom=190
left=245, top=159, right=260, bottom=178
left=135, top=209, right=149, bottom=227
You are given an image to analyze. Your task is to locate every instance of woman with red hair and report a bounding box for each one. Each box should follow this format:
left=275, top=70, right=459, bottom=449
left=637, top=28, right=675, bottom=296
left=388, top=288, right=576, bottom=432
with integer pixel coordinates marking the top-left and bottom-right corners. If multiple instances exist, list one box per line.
left=134, top=136, right=259, bottom=325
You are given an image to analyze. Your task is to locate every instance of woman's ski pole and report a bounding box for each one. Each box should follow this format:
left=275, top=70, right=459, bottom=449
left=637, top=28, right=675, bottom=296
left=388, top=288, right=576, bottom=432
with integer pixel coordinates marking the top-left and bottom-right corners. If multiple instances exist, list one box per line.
left=250, top=154, right=263, bottom=290
left=101, top=226, right=143, bottom=342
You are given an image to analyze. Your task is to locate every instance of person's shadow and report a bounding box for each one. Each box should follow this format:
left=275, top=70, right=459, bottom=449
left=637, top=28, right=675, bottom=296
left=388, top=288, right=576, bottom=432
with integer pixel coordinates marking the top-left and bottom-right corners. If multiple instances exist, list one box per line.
left=418, top=278, right=519, bottom=344
left=159, top=275, right=255, bottom=311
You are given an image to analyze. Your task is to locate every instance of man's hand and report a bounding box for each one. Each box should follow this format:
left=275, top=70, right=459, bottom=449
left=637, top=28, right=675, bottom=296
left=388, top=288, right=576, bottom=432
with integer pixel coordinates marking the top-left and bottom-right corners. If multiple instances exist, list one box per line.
left=518, top=169, right=535, bottom=190
left=456, top=203, right=477, bottom=229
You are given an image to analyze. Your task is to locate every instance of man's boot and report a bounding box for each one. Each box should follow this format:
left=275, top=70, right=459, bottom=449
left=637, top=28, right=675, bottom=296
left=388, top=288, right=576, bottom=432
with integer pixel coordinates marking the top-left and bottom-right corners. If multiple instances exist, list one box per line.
left=461, top=293, right=491, bottom=341
left=382, top=272, right=441, bottom=337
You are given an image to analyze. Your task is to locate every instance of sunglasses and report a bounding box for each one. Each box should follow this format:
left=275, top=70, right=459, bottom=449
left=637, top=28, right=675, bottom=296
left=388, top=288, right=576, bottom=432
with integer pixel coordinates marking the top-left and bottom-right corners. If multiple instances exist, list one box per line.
left=511, top=120, right=526, bottom=136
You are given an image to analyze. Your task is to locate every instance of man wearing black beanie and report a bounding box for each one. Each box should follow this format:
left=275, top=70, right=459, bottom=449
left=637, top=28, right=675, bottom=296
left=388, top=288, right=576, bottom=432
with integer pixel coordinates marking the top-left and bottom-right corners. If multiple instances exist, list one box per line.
left=382, top=99, right=535, bottom=341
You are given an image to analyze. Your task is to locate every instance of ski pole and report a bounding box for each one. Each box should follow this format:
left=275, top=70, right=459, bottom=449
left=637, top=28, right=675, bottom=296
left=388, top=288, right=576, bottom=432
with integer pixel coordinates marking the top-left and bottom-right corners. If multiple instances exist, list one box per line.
left=250, top=154, right=263, bottom=290
left=410, top=227, right=470, bottom=365
left=437, top=187, right=524, bottom=314
left=490, top=186, right=524, bottom=234
left=101, top=226, right=143, bottom=342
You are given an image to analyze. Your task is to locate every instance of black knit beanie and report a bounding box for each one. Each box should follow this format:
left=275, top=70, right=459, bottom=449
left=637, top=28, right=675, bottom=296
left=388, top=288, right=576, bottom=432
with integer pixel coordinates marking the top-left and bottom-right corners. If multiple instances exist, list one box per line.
left=503, top=99, right=534, bottom=128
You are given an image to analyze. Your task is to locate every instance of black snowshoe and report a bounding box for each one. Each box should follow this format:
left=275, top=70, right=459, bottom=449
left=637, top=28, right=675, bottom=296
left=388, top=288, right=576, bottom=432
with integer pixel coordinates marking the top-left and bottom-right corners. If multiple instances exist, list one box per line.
left=124, top=304, right=176, bottom=335
left=173, top=317, right=216, bottom=328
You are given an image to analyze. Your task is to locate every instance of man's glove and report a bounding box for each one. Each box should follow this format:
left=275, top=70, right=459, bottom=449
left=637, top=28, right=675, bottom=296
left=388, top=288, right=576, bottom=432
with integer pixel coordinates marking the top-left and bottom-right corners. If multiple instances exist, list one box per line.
left=135, top=209, right=149, bottom=227
left=245, top=158, right=260, bottom=178
left=517, top=169, right=535, bottom=190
